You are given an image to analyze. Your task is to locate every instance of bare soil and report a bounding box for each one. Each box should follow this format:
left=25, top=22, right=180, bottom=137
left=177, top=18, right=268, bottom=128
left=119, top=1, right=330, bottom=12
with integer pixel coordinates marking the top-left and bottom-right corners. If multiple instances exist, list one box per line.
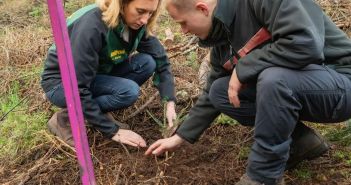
left=0, top=0, right=351, bottom=184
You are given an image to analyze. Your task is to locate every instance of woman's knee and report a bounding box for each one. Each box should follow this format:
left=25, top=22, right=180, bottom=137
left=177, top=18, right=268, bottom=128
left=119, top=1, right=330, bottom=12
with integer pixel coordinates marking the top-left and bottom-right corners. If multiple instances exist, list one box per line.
left=116, top=81, right=140, bottom=106
left=135, top=53, right=156, bottom=74
left=45, top=84, right=67, bottom=108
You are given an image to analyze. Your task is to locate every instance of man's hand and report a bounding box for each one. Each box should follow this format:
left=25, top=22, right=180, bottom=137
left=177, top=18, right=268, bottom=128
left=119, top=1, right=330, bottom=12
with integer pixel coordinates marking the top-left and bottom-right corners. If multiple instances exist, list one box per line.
left=166, top=101, right=176, bottom=128
left=228, top=68, right=242, bottom=108
left=112, top=129, right=147, bottom=147
left=144, top=134, right=184, bottom=156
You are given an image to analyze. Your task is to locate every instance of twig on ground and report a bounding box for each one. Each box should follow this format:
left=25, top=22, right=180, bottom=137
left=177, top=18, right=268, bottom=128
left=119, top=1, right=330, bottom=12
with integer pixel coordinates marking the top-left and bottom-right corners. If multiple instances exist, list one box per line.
left=0, top=95, right=29, bottom=122
left=43, top=131, right=76, bottom=158
left=169, top=45, right=198, bottom=59
left=166, top=35, right=198, bottom=52
left=96, top=140, right=113, bottom=148
left=7, top=146, right=55, bottom=185
left=336, top=23, right=350, bottom=29
left=119, top=141, right=132, bottom=159
left=122, top=91, right=159, bottom=122
left=1, top=46, right=10, bottom=65
left=114, top=164, right=123, bottom=184
left=181, top=36, right=198, bottom=50
left=166, top=43, right=184, bottom=52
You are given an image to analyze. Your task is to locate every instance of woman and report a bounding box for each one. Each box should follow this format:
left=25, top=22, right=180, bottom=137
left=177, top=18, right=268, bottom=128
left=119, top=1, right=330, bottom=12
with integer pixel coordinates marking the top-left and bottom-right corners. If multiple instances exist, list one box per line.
left=41, top=0, right=176, bottom=147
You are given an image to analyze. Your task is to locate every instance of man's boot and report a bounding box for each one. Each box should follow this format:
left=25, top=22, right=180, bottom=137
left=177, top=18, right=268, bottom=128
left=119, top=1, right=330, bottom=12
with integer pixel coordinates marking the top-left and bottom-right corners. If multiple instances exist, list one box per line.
left=48, top=109, right=74, bottom=147
left=104, top=112, right=130, bottom=130
left=286, top=122, right=329, bottom=170
left=235, top=174, right=285, bottom=185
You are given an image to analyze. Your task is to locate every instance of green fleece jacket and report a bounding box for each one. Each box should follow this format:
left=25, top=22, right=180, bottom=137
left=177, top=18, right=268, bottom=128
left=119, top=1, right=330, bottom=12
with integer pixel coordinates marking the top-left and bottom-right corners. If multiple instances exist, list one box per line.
left=176, top=0, right=351, bottom=143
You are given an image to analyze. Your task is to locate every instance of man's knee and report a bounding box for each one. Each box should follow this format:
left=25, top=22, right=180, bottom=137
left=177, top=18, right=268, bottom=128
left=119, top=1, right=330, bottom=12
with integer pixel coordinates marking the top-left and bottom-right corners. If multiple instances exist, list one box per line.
left=209, top=77, right=256, bottom=126
left=209, top=77, right=229, bottom=109
left=257, top=67, right=290, bottom=98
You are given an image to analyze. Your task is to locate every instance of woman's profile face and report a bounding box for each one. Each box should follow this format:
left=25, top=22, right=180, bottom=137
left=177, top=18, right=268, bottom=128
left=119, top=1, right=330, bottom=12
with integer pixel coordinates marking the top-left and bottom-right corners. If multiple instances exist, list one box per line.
left=123, top=0, right=159, bottom=30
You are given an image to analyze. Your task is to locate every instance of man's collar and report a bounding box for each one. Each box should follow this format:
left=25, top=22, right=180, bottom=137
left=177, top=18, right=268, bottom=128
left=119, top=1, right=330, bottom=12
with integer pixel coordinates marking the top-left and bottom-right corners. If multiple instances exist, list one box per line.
left=212, top=0, right=237, bottom=29
left=198, top=0, right=237, bottom=47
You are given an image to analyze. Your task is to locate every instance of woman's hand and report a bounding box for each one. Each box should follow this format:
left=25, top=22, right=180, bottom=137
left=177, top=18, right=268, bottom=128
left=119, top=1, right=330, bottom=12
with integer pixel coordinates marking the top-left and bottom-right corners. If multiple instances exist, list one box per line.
left=166, top=101, right=176, bottom=128
left=112, top=129, right=147, bottom=147
left=228, top=68, right=242, bottom=108
left=144, top=134, right=184, bottom=156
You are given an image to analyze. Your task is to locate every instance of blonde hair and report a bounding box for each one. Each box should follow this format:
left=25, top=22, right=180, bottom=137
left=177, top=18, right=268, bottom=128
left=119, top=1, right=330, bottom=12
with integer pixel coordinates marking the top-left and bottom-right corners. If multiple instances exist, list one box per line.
left=96, top=0, right=162, bottom=35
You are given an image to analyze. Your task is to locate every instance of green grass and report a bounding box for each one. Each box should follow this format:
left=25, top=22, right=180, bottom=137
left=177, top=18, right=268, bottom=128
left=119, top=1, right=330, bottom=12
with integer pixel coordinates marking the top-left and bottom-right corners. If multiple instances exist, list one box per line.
left=64, top=0, right=94, bottom=15
left=325, top=120, right=351, bottom=146
left=0, top=81, right=48, bottom=160
left=238, top=146, right=251, bottom=160
left=333, top=150, right=351, bottom=165
left=186, top=51, right=199, bottom=70
left=215, top=114, right=238, bottom=126
left=293, top=168, right=312, bottom=180
left=28, top=5, right=44, bottom=17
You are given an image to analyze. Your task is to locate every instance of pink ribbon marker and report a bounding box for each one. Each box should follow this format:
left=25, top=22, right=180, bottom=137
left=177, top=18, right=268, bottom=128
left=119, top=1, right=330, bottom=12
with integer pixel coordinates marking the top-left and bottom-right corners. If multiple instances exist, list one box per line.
left=47, top=0, right=96, bottom=184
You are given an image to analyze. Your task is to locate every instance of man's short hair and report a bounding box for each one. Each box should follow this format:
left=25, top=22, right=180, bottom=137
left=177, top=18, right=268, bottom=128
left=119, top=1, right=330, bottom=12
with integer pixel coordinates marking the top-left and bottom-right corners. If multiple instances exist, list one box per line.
left=168, top=0, right=216, bottom=12
left=167, top=0, right=196, bottom=12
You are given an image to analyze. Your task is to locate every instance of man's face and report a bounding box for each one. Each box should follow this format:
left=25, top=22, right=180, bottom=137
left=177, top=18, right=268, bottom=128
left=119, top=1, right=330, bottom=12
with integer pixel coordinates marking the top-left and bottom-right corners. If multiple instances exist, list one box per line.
left=123, top=0, right=159, bottom=30
left=166, top=3, right=212, bottom=39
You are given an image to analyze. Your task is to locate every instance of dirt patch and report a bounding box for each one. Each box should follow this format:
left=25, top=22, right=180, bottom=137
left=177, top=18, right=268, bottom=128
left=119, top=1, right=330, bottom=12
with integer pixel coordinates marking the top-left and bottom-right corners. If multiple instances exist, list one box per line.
left=1, top=123, right=351, bottom=185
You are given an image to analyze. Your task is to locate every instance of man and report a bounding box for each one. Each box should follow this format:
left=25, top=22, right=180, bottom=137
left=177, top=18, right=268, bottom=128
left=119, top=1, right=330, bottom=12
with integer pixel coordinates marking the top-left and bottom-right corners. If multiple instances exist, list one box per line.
left=145, top=0, right=351, bottom=184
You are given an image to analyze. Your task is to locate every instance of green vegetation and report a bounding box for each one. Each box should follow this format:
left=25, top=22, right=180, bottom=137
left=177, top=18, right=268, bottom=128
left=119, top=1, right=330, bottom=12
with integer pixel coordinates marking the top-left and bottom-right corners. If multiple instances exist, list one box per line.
left=29, top=5, right=44, bottom=17
left=238, top=146, right=250, bottom=160
left=147, top=101, right=189, bottom=137
left=0, top=0, right=94, bottom=162
left=0, top=81, right=48, bottom=160
left=186, top=51, right=199, bottom=70
left=333, top=150, right=351, bottom=165
left=293, top=168, right=312, bottom=180
left=216, top=114, right=238, bottom=126
left=326, top=120, right=351, bottom=146
left=64, top=0, right=94, bottom=15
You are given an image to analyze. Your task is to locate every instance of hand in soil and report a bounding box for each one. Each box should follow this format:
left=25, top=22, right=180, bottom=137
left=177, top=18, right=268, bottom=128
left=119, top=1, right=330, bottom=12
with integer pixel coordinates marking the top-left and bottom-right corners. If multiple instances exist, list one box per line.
left=112, top=129, right=147, bottom=147
left=166, top=101, right=176, bottom=128
left=144, top=134, right=184, bottom=156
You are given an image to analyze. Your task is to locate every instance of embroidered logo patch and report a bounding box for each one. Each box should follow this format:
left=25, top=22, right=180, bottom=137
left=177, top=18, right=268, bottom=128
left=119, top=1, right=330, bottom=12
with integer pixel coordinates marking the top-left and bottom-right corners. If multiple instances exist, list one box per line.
left=110, top=49, right=126, bottom=60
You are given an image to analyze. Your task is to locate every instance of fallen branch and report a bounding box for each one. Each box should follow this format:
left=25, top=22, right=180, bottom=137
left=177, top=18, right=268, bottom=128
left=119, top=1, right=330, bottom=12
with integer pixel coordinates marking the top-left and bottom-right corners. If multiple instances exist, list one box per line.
left=166, top=35, right=198, bottom=52
left=8, top=146, right=55, bottom=185
left=114, top=164, right=123, bottom=184
left=166, top=43, right=184, bottom=52
left=169, top=45, right=198, bottom=59
left=336, top=23, right=350, bottom=29
left=122, top=91, right=159, bottom=121
left=44, top=131, right=76, bottom=158
left=181, top=36, right=198, bottom=50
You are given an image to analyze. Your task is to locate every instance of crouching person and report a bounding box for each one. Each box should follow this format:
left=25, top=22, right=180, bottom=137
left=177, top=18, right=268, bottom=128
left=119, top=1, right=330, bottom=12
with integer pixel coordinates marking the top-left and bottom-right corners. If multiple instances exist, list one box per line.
left=145, top=0, right=351, bottom=184
left=41, top=0, right=176, bottom=147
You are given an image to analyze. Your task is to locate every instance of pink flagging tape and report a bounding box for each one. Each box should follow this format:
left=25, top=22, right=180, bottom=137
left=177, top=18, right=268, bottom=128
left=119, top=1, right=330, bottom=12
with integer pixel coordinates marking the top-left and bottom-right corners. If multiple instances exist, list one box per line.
left=46, top=0, right=96, bottom=184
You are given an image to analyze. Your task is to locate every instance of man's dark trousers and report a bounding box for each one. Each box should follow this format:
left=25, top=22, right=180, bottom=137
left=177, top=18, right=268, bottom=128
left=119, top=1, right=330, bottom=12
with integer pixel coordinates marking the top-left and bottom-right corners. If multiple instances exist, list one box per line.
left=209, top=64, right=351, bottom=184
